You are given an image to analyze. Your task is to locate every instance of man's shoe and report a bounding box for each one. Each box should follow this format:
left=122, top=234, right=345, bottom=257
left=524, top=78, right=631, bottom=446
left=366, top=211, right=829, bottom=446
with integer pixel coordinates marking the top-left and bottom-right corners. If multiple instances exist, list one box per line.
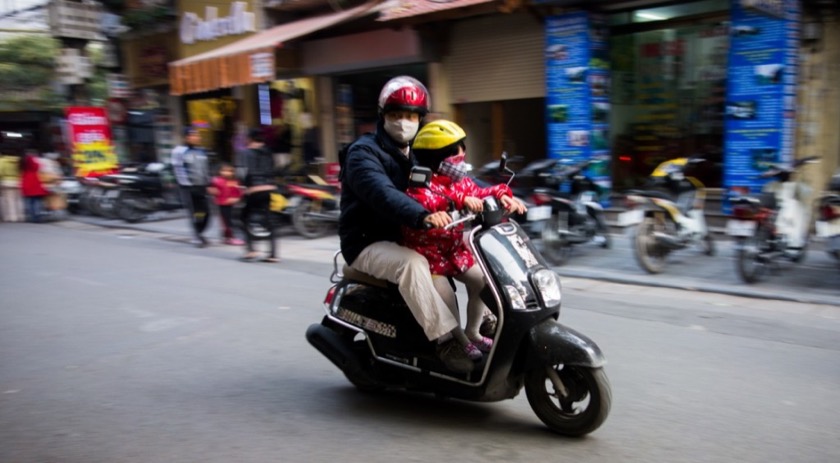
left=435, top=338, right=475, bottom=374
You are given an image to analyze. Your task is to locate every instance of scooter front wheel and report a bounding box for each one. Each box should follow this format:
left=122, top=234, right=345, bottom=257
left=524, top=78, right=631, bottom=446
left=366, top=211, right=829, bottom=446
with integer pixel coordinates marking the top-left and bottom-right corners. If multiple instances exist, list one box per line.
left=525, top=365, right=611, bottom=437
left=634, top=217, right=667, bottom=273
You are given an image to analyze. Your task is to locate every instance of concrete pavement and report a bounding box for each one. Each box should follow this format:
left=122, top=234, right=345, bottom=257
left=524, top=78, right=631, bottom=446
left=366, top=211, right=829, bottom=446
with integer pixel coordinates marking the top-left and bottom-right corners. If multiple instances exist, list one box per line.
left=55, top=211, right=839, bottom=307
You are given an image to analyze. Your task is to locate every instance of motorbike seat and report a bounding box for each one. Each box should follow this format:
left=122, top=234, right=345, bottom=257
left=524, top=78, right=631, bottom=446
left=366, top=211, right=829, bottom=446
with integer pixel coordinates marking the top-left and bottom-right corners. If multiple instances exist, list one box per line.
left=341, top=265, right=389, bottom=288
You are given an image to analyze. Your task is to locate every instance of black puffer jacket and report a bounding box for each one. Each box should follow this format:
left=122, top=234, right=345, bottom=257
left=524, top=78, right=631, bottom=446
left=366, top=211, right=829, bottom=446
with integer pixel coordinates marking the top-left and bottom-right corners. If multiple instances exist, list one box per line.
left=339, top=122, right=429, bottom=264
left=241, top=145, right=275, bottom=188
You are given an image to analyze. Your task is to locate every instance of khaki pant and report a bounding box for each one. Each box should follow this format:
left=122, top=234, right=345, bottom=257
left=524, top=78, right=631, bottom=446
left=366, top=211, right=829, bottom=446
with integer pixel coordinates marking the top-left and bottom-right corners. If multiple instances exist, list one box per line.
left=351, top=241, right=459, bottom=341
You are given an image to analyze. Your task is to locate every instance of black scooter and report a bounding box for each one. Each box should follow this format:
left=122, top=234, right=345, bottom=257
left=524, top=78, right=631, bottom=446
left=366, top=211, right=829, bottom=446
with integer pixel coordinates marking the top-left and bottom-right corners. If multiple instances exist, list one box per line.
left=306, top=157, right=611, bottom=436
left=540, top=157, right=611, bottom=266
left=110, top=162, right=183, bottom=223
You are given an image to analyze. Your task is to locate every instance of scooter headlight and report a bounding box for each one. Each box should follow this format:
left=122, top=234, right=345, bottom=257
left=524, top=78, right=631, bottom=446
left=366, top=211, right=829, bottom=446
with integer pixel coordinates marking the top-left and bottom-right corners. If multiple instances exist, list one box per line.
left=531, top=269, right=562, bottom=308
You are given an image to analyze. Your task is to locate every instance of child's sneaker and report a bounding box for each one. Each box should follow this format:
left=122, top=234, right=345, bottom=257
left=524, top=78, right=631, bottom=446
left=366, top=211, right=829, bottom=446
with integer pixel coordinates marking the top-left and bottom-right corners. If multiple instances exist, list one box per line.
left=469, top=336, right=494, bottom=353
left=464, top=343, right=483, bottom=361
left=225, top=238, right=245, bottom=245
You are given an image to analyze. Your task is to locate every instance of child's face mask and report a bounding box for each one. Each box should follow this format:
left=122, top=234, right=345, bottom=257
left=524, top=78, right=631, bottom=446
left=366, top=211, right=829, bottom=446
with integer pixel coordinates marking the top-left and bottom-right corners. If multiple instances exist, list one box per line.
left=439, top=153, right=467, bottom=181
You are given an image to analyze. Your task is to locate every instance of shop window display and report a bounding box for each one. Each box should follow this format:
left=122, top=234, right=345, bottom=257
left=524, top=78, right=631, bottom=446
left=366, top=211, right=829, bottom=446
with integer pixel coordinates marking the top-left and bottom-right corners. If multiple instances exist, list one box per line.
left=610, top=17, right=728, bottom=190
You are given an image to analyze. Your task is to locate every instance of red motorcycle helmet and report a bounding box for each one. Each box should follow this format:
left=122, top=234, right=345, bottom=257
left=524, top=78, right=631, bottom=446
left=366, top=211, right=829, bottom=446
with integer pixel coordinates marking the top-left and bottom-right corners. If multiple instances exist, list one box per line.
left=378, top=76, right=430, bottom=116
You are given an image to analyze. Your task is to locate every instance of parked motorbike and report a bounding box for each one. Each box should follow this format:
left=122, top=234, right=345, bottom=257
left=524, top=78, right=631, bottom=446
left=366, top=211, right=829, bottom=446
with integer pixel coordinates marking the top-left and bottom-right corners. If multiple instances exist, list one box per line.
left=727, top=156, right=820, bottom=283
left=474, top=155, right=561, bottom=239
left=540, top=157, right=611, bottom=266
left=623, top=157, right=714, bottom=274
left=238, top=175, right=340, bottom=240
left=78, top=175, right=122, bottom=218
left=289, top=175, right=340, bottom=239
left=109, top=162, right=183, bottom=223
left=306, top=157, right=611, bottom=437
left=815, top=169, right=840, bottom=264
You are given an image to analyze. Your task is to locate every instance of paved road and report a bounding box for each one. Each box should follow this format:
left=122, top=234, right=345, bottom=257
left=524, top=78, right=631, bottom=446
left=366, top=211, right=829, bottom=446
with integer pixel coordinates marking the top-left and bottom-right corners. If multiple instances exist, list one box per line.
left=1, top=221, right=839, bottom=463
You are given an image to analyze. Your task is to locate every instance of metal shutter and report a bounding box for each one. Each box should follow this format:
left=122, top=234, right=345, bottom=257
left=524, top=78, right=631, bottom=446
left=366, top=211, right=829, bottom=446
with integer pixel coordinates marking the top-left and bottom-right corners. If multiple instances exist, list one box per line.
left=445, top=12, right=545, bottom=103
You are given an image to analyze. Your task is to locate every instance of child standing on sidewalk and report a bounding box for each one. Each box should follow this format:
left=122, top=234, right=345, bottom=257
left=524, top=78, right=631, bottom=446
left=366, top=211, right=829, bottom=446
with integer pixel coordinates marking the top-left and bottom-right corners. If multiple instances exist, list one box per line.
left=208, top=163, right=244, bottom=245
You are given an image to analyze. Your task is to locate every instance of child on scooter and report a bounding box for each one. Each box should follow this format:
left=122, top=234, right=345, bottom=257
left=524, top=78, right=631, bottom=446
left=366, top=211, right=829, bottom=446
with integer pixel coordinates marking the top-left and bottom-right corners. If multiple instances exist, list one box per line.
left=405, top=120, right=527, bottom=360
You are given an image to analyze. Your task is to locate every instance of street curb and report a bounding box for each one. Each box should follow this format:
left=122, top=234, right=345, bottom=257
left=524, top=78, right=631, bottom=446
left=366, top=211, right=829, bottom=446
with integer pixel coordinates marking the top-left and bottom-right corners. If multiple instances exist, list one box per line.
left=553, top=268, right=839, bottom=307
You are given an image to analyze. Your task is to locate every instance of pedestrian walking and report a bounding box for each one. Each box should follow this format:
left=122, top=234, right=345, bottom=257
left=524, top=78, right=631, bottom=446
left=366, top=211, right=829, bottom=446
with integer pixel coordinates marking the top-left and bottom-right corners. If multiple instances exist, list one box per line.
left=20, top=149, right=48, bottom=223
left=0, top=150, right=24, bottom=222
left=208, top=163, right=244, bottom=245
left=240, top=128, right=279, bottom=263
left=171, top=127, right=211, bottom=247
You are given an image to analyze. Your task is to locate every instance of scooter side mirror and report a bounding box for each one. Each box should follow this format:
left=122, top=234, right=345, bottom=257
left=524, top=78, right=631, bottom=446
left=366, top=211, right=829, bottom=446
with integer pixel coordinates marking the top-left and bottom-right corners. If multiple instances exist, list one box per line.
left=498, top=152, right=516, bottom=186
left=409, top=166, right=433, bottom=188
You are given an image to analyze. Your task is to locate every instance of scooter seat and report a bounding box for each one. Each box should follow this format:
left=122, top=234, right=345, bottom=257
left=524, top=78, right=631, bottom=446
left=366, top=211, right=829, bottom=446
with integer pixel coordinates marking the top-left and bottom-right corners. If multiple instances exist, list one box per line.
left=342, top=265, right=389, bottom=288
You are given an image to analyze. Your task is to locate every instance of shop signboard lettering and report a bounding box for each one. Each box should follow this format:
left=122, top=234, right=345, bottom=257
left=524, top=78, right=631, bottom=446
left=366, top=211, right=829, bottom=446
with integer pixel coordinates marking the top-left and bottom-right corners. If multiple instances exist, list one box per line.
left=65, top=107, right=119, bottom=177
left=180, top=1, right=256, bottom=45
left=251, top=52, right=274, bottom=79
left=724, top=0, right=799, bottom=210
left=545, top=11, right=612, bottom=202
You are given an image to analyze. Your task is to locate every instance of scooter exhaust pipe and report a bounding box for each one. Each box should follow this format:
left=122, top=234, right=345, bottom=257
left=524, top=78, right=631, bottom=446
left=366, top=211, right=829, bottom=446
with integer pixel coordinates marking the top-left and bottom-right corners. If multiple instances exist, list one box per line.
left=305, top=323, right=366, bottom=376
left=652, top=232, right=687, bottom=250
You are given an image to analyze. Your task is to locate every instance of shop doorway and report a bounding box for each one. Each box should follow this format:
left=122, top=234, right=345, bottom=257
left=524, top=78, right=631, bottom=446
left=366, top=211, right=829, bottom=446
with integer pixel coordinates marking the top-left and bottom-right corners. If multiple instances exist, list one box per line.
left=608, top=0, right=729, bottom=190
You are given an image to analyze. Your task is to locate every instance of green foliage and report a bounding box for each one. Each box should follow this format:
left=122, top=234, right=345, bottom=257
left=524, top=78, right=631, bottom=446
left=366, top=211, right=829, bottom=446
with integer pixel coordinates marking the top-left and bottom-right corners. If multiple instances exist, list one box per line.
left=0, top=35, right=62, bottom=111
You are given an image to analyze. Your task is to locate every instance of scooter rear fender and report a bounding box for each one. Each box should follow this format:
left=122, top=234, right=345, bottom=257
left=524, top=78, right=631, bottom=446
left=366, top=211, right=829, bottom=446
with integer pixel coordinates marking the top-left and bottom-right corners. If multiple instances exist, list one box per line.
left=527, top=318, right=606, bottom=368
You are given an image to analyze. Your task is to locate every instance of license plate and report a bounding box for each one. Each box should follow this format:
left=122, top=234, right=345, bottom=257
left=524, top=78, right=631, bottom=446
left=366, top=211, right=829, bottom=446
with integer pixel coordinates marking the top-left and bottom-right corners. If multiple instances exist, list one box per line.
left=816, top=220, right=840, bottom=238
left=527, top=205, right=551, bottom=221
left=726, top=219, right=757, bottom=237
left=617, top=209, right=644, bottom=226
left=105, top=189, right=120, bottom=198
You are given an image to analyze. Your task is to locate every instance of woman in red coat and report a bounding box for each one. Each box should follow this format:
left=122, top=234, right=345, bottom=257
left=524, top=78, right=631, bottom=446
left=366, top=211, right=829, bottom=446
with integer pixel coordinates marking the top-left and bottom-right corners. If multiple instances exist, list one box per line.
left=20, top=150, right=48, bottom=223
left=404, top=120, right=526, bottom=360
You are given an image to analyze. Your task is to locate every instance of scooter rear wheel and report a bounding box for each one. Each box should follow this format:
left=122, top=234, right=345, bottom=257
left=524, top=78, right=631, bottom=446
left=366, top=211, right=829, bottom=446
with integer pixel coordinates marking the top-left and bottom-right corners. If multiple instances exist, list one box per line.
left=524, top=365, right=611, bottom=437
left=293, top=198, right=331, bottom=239
left=541, top=214, right=572, bottom=266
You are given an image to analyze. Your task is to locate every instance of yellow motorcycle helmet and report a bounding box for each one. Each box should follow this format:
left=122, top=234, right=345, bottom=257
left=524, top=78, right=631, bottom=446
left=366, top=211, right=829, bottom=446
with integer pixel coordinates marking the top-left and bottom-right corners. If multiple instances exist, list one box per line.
left=413, top=120, right=467, bottom=171
left=413, top=120, right=466, bottom=151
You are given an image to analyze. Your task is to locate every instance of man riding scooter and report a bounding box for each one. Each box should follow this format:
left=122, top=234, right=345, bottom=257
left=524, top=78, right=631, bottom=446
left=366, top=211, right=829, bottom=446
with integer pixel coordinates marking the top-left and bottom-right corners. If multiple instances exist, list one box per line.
left=338, top=75, right=474, bottom=372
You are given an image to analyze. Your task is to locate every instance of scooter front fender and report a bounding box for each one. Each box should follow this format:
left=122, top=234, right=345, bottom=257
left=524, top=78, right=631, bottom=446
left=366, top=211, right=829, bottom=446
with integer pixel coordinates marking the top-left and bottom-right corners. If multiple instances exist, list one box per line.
left=528, top=318, right=606, bottom=368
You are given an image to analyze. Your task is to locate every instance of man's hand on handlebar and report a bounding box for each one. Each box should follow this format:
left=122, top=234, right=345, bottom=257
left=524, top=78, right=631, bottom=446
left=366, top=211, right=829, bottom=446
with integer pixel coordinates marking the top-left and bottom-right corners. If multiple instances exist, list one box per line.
left=501, top=195, right=527, bottom=215
left=424, top=211, right=453, bottom=229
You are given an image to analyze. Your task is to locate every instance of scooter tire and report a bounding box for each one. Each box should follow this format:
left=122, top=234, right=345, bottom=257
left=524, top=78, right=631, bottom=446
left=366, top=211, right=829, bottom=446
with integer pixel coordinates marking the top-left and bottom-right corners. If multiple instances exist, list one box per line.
left=524, top=365, right=611, bottom=437
left=541, top=214, right=572, bottom=266
left=634, top=217, right=667, bottom=274
left=736, top=229, right=768, bottom=284
left=702, top=233, right=715, bottom=256
left=293, top=198, right=330, bottom=239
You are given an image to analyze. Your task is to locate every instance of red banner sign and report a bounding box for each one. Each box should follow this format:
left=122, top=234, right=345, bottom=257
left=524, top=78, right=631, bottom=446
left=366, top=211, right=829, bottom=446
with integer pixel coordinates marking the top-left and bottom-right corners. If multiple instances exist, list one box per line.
left=65, top=106, right=119, bottom=177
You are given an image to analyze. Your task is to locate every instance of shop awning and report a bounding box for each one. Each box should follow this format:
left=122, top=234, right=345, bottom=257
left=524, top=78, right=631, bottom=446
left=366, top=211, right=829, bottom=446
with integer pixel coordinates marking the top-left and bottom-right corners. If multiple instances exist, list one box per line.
left=169, top=1, right=380, bottom=96
left=377, top=0, right=498, bottom=22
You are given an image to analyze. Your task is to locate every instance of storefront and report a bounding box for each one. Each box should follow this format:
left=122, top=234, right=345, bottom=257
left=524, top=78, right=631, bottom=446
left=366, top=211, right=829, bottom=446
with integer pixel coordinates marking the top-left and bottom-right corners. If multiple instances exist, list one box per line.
left=120, top=29, right=180, bottom=164
left=607, top=0, right=731, bottom=189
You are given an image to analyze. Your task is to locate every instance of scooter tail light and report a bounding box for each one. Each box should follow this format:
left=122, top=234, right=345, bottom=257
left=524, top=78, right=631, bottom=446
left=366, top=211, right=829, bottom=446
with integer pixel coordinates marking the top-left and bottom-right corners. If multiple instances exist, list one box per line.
left=323, top=286, right=337, bottom=307
left=820, top=204, right=840, bottom=221
left=531, top=192, right=552, bottom=206
left=731, top=205, right=756, bottom=220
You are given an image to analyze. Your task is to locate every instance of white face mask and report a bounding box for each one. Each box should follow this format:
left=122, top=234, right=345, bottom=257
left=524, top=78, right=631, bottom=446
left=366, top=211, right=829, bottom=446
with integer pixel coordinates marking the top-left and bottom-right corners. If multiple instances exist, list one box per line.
left=384, top=118, right=419, bottom=145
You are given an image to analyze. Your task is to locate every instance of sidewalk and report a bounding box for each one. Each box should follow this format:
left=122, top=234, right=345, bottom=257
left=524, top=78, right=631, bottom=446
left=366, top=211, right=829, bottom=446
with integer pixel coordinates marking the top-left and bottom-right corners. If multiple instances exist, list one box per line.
left=59, top=212, right=839, bottom=307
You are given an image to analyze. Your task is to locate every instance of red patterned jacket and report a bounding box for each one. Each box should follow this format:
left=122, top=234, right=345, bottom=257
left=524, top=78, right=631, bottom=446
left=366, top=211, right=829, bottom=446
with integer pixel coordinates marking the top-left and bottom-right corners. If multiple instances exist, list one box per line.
left=403, top=174, right=512, bottom=276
